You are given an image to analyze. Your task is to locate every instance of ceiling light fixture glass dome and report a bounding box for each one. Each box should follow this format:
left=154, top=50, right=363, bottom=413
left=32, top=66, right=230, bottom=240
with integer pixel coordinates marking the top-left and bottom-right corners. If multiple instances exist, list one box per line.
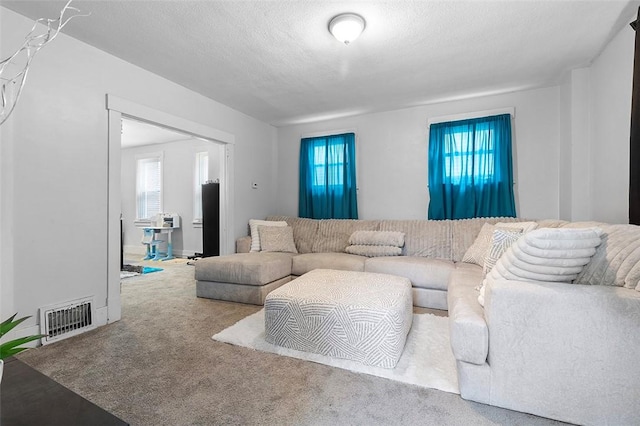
left=329, top=13, right=366, bottom=45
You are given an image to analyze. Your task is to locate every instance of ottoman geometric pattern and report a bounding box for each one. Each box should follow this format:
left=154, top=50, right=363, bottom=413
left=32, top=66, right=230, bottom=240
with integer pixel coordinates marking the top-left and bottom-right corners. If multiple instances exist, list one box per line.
left=264, top=269, right=413, bottom=368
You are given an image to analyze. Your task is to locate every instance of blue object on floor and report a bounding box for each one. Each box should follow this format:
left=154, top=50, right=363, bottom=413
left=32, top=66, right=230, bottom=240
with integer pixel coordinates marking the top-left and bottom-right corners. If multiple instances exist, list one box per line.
left=142, top=266, right=163, bottom=274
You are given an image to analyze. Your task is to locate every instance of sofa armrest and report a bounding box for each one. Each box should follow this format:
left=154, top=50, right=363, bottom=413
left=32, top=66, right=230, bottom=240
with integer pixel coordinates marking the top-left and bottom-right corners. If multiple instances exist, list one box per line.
left=484, top=278, right=640, bottom=425
left=236, top=236, right=251, bottom=253
left=447, top=265, right=488, bottom=365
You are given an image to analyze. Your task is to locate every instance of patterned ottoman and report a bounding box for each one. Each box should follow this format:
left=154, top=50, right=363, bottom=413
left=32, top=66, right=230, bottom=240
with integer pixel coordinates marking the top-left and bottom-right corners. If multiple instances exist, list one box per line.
left=264, top=269, right=413, bottom=368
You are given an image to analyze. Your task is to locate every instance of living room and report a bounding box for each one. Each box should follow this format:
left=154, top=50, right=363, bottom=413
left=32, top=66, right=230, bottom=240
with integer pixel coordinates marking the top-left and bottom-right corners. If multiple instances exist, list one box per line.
left=1, top=1, right=638, bottom=425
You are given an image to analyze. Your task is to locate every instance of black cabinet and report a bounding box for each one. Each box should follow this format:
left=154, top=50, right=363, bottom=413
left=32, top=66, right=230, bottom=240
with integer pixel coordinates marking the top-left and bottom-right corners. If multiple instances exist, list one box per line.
left=202, top=182, right=220, bottom=257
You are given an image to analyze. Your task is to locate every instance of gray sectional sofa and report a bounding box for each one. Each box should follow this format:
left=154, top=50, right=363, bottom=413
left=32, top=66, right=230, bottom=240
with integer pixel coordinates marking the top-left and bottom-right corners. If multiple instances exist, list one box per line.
left=196, top=215, right=515, bottom=309
left=195, top=215, right=640, bottom=425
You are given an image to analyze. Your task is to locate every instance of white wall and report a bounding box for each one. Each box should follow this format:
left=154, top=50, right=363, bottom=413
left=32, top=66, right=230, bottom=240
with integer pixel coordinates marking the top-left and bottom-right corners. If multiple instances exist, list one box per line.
left=558, top=68, right=592, bottom=222
left=556, top=20, right=634, bottom=224
left=276, top=20, right=636, bottom=225
left=0, top=7, right=276, bottom=333
left=276, top=86, right=561, bottom=221
left=589, top=21, right=634, bottom=224
left=558, top=71, right=573, bottom=220
left=121, top=139, right=222, bottom=257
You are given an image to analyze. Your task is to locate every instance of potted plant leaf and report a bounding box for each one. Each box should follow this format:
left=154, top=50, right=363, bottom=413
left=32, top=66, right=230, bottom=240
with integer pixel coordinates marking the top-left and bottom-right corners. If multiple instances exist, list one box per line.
left=0, top=314, right=46, bottom=383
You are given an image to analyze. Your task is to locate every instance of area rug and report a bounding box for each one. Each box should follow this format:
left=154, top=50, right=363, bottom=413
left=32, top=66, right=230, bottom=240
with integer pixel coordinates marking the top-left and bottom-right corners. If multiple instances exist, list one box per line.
left=212, top=310, right=459, bottom=394
left=120, top=264, right=164, bottom=279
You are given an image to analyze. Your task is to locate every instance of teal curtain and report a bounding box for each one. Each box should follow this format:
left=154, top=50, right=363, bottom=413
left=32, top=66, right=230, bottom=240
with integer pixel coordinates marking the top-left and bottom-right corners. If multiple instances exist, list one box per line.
left=299, top=133, right=358, bottom=219
left=428, top=114, right=515, bottom=219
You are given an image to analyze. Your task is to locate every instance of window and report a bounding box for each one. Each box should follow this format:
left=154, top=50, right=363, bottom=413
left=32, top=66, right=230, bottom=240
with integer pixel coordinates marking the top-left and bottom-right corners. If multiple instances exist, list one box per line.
left=194, top=151, right=209, bottom=223
left=428, top=114, right=515, bottom=220
left=136, top=154, right=163, bottom=220
left=299, top=132, right=358, bottom=219
left=311, top=143, right=345, bottom=188
left=443, top=124, right=495, bottom=182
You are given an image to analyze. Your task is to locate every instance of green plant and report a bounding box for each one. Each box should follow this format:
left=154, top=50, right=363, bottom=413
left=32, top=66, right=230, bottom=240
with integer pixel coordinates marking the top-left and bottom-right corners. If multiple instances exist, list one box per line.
left=0, top=314, right=46, bottom=359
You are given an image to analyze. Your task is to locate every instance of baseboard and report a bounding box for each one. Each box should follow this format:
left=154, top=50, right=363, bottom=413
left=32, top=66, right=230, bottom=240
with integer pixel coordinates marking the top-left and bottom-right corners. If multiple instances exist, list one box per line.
left=124, top=245, right=194, bottom=259
left=96, top=306, right=108, bottom=327
left=124, top=245, right=146, bottom=256
left=177, top=249, right=197, bottom=258
left=7, top=324, right=42, bottom=349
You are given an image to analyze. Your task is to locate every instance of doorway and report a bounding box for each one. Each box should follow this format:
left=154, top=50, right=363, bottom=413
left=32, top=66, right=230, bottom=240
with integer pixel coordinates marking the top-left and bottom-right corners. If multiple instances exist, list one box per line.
left=120, top=118, right=224, bottom=259
left=106, top=95, right=235, bottom=323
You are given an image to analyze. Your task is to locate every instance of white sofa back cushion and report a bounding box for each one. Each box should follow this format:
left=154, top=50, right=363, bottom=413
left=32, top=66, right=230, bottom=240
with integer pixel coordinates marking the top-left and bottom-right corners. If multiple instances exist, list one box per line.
left=488, top=227, right=602, bottom=284
left=573, top=224, right=640, bottom=291
left=348, top=230, right=405, bottom=247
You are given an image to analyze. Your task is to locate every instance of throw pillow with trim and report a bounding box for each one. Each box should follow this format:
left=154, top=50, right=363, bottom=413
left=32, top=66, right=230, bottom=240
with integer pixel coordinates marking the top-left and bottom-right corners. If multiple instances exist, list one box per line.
left=248, top=219, right=287, bottom=252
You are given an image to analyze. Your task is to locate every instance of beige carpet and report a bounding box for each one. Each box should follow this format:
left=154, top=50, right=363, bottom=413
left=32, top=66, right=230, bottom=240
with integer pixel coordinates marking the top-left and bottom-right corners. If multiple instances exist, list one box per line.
left=213, top=310, right=459, bottom=394
left=15, top=256, right=566, bottom=426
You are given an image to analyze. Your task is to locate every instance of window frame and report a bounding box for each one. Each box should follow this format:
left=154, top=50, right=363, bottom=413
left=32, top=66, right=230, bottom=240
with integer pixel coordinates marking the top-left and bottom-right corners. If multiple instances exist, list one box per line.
left=134, top=152, right=164, bottom=224
left=310, top=142, right=347, bottom=189
left=442, top=126, right=496, bottom=183
left=193, top=151, right=209, bottom=226
left=299, top=131, right=359, bottom=219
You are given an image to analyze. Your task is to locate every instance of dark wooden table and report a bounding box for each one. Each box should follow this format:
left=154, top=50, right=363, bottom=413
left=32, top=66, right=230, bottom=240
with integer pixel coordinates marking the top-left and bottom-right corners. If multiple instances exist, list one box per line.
left=1, top=357, right=128, bottom=426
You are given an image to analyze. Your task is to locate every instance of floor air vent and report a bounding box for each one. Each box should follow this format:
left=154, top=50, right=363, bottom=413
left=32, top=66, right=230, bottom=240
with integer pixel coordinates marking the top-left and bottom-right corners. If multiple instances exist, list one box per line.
left=40, top=296, right=96, bottom=345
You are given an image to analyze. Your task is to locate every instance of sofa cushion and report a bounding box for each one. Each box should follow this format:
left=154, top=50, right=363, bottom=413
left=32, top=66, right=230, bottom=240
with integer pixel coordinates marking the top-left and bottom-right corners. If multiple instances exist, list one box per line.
left=345, top=245, right=402, bottom=257
left=292, top=252, right=366, bottom=276
left=573, top=224, right=640, bottom=290
left=348, top=230, right=405, bottom=247
left=447, top=263, right=488, bottom=365
left=267, top=216, right=319, bottom=254
left=311, top=220, right=380, bottom=253
left=364, top=256, right=454, bottom=291
left=461, top=223, right=496, bottom=266
left=483, top=228, right=523, bottom=275
left=489, top=227, right=602, bottom=283
left=379, top=220, right=452, bottom=258
left=451, top=217, right=522, bottom=262
left=462, top=221, right=537, bottom=267
left=249, top=219, right=287, bottom=252
left=258, top=226, right=298, bottom=253
left=195, top=252, right=294, bottom=285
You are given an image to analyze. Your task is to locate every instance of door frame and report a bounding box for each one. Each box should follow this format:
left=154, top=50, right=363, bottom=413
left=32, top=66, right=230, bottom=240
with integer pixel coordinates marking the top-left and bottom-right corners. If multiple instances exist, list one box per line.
left=106, top=95, right=235, bottom=322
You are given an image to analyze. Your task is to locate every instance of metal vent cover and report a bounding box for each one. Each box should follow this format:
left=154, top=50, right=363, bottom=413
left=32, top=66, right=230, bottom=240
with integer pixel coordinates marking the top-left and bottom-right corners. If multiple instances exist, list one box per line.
left=39, top=296, right=96, bottom=345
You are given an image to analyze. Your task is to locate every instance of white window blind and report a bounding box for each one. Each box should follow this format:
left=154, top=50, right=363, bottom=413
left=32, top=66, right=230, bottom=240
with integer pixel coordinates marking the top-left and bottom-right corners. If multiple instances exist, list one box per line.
left=136, top=155, right=163, bottom=220
left=194, top=151, right=209, bottom=222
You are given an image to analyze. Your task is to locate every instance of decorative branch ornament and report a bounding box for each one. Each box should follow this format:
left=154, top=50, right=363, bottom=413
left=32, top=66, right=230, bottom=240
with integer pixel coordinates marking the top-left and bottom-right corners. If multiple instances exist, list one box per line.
left=0, top=0, right=89, bottom=126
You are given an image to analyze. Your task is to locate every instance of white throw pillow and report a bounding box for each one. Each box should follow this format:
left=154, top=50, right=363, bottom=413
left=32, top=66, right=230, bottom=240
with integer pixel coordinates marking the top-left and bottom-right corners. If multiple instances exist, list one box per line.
left=462, top=223, right=496, bottom=266
left=483, top=228, right=523, bottom=275
left=478, top=282, right=486, bottom=307
left=488, top=227, right=602, bottom=284
left=248, top=219, right=287, bottom=252
left=345, top=245, right=402, bottom=257
left=348, top=230, right=405, bottom=247
left=463, top=221, right=538, bottom=267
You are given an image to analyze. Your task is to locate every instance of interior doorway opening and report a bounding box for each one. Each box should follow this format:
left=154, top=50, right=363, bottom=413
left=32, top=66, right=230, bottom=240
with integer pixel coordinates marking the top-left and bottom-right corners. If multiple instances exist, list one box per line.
left=119, top=117, right=224, bottom=260
left=106, top=95, right=235, bottom=323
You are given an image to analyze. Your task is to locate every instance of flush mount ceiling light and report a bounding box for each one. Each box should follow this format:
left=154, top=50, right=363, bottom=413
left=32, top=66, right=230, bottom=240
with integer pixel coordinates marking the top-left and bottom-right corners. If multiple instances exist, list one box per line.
left=329, top=13, right=366, bottom=45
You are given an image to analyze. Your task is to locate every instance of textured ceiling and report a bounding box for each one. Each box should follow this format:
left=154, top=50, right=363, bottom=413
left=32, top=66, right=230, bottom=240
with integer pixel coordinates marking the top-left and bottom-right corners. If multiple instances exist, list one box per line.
left=2, top=0, right=637, bottom=127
